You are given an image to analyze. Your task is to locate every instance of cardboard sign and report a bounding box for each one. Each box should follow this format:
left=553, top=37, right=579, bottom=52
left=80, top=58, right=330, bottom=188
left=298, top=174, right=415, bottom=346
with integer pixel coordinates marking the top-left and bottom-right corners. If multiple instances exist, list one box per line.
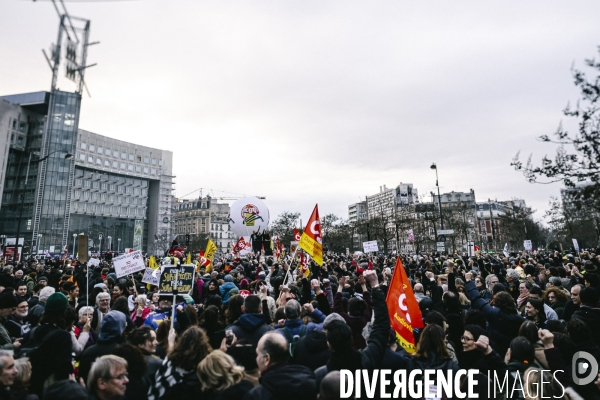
left=88, top=258, right=101, bottom=267
left=141, top=267, right=160, bottom=286
left=573, top=238, right=580, bottom=252
left=159, top=264, right=195, bottom=295
left=524, top=240, right=533, bottom=251
left=78, top=235, right=88, bottom=263
left=363, top=240, right=379, bottom=253
left=113, top=250, right=145, bottom=278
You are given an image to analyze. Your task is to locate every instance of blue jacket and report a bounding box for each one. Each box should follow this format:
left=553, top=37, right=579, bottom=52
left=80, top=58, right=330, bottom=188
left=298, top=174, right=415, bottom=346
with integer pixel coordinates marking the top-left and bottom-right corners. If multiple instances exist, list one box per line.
left=219, top=282, right=238, bottom=304
left=275, top=309, right=326, bottom=342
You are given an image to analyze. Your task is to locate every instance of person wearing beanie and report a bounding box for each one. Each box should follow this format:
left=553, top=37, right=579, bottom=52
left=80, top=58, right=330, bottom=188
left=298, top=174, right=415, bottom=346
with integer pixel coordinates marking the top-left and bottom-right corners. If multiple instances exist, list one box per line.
left=0, top=293, right=20, bottom=350
left=78, top=310, right=127, bottom=383
left=4, top=296, right=30, bottom=339
left=28, top=292, right=73, bottom=398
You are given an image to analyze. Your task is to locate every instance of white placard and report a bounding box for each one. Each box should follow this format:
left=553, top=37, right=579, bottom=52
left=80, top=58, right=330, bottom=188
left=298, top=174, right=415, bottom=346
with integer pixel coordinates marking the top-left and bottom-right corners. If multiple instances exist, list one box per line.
left=437, top=229, right=455, bottom=235
left=88, top=258, right=101, bottom=267
left=141, top=267, right=160, bottom=286
left=113, top=250, right=145, bottom=278
left=524, top=240, right=533, bottom=251
left=362, top=240, right=379, bottom=253
left=49, top=246, right=55, bottom=253
left=572, top=239, right=580, bottom=252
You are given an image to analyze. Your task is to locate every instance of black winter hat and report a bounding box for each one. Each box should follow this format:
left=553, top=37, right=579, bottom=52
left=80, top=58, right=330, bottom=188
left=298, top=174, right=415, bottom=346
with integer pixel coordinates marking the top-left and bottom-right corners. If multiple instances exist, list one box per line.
left=0, top=293, right=17, bottom=309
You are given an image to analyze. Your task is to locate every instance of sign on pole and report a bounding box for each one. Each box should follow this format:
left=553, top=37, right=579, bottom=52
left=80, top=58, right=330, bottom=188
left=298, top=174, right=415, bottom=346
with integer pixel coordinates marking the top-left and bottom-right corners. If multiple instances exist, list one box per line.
left=467, top=241, right=475, bottom=257
left=362, top=240, right=379, bottom=253
left=346, top=248, right=350, bottom=255
left=159, top=264, right=195, bottom=295
left=524, top=240, right=533, bottom=251
left=88, top=258, right=101, bottom=267
left=78, top=234, right=88, bottom=263
left=141, top=267, right=161, bottom=286
left=113, top=250, right=145, bottom=278
left=572, top=239, right=580, bottom=252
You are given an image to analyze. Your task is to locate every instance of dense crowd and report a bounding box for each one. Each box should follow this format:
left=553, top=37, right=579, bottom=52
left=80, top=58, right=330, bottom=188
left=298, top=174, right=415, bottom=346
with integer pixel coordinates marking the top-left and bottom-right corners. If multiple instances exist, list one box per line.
left=0, top=244, right=599, bottom=399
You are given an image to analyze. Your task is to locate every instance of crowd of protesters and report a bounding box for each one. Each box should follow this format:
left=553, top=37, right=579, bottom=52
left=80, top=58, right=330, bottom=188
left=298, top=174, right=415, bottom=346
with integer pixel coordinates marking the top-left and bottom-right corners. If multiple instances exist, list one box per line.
left=0, top=242, right=598, bottom=399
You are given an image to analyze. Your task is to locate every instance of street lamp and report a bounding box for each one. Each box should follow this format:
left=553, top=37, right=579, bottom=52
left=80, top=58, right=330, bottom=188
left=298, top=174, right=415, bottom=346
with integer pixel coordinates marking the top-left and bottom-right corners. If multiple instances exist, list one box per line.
left=107, top=236, right=112, bottom=252
left=98, top=233, right=103, bottom=257
left=37, top=234, right=42, bottom=255
left=430, top=163, right=444, bottom=230
left=13, top=151, right=73, bottom=262
left=72, top=233, right=77, bottom=258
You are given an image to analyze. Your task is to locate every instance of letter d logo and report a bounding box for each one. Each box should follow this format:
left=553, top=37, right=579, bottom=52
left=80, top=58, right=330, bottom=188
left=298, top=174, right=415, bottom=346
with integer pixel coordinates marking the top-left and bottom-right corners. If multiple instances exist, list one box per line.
left=572, top=351, right=598, bottom=385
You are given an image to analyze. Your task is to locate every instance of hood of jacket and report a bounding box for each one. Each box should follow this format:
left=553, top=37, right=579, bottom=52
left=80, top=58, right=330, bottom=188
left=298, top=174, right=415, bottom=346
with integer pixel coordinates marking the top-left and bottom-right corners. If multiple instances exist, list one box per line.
left=261, top=364, right=317, bottom=400
left=98, top=311, right=126, bottom=341
left=303, top=329, right=328, bottom=353
left=237, top=313, right=266, bottom=332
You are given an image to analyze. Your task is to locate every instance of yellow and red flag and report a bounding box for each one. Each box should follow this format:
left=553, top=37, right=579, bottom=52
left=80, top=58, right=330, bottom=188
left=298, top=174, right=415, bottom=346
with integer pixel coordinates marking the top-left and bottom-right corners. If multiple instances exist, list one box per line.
left=299, top=252, right=310, bottom=278
left=298, top=204, right=323, bottom=266
left=293, top=228, right=301, bottom=242
left=386, top=257, right=424, bottom=354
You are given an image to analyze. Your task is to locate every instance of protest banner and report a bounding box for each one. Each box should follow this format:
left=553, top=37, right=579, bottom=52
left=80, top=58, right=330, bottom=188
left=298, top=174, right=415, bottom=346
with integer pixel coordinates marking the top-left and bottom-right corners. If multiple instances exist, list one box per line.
left=363, top=240, right=379, bottom=253
left=88, top=258, right=101, bottom=267
left=141, top=267, right=161, bottom=286
left=113, top=250, right=145, bottom=278
left=159, top=264, right=195, bottom=295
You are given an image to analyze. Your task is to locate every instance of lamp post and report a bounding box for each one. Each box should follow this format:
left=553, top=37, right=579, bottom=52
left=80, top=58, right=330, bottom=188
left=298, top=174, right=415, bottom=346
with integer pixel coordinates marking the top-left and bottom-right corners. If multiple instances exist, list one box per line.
left=98, top=233, right=103, bottom=258
left=13, top=151, right=73, bottom=262
left=117, top=238, right=121, bottom=254
left=107, top=236, right=112, bottom=253
left=430, top=163, right=444, bottom=230
left=72, top=233, right=77, bottom=258
left=37, top=234, right=42, bottom=255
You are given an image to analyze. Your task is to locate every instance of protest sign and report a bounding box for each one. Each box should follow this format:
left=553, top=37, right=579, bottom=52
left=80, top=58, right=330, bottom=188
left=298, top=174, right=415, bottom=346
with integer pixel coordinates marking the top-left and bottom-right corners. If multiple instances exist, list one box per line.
left=573, top=238, right=580, bottom=252
left=363, top=240, right=379, bottom=253
left=159, top=264, right=195, bottom=295
left=88, top=258, right=101, bottom=267
left=523, top=240, right=533, bottom=251
left=113, top=250, right=145, bottom=278
left=141, top=267, right=161, bottom=286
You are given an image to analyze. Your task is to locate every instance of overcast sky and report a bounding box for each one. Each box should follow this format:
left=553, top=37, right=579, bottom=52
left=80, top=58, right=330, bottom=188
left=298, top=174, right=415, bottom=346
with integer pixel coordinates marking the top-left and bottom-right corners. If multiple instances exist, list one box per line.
left=2, top=0, right=600, bottom=226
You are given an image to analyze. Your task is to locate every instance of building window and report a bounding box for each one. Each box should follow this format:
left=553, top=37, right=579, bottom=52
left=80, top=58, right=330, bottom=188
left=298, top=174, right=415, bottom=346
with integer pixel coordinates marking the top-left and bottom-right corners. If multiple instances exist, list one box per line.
left=89, top=145, right=95, bottom=152
left=74, top=190, right=81, bottom=199
left=143, top=167, right=149, bottom=174
left=129, top=154, right=134, bottom=161
left=84, top=181, right=91, bottom=188
left=81, top=143, right=87, bottom=150
left=96, top=158, right=102, bottom=165
left=105, top=148, right=111, bottom=156
left=113, top=150, right=119, bottom=157
left=84, top=191, right=90, bottom=199
left=120, top=163, right=126, bottom=170
left=105, top=160, right=110, bottom=167
left=151, top=169, right=156, bottom=175
left=101, top=183, right=107, bottom=190
left=135, top=166, right=141, bottom=173
left=88, top=156, right=93, bottom=163
left=128, top=164, right=133, bottom=171
left=151, top=158, right=157, bottom=165
left=112, top=161, right=118, bottom=168
left=101, top=194, right=106, bottom=201
left=121, top=152, right=127, bottom=159
left=79, top=154, right=85, bottom=161
left=143, top=157, right=149, bottom=164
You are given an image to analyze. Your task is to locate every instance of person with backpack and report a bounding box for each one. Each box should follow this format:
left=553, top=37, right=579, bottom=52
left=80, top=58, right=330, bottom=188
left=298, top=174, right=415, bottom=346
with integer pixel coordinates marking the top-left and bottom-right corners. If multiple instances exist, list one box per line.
left=274, top=299, right=325, bottom=351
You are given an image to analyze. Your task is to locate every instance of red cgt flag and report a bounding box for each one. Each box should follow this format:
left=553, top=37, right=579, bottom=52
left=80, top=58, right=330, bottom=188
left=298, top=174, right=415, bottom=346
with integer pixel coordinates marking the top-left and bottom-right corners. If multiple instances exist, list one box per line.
left=299, top=204, right=323, bottom=266
left=386, top=257, right=424, bottom=354
left=293, top=228, right=301, bottom=242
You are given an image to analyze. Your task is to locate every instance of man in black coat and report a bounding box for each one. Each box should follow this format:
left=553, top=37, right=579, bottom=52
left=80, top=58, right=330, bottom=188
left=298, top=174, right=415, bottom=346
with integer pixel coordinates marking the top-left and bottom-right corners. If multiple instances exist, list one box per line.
left=571, top=286, right=600, bottom=345
left=245, top=332, right=318, bottom=400
left=289, top=313, right=343, bottom=371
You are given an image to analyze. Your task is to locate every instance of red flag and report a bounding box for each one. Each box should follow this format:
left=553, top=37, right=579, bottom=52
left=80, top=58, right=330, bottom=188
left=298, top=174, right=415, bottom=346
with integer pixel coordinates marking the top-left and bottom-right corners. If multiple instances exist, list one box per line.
left=299, top=205, right=323, bottom=265
left=474, top=245, right=480, bottom=251
left=293, top=228, right=301, bottom=242
left=386, top=258, right=424, bottom=354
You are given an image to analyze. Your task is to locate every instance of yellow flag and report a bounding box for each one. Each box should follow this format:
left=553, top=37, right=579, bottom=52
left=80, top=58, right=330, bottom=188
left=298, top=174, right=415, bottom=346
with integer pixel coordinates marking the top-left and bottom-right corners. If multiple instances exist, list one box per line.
left=186, top=252, right=191, bottom=264
left=205, top=239, right=218, bottom=262
left=299, top=204, right=323, bottom=266
left=148, top=256, right=158, bottom=270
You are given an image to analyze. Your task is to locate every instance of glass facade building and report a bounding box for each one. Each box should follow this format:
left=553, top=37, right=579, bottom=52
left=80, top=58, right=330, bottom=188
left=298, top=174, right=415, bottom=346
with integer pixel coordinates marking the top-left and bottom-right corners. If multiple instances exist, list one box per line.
left=0, top=91, right=174, bottom=257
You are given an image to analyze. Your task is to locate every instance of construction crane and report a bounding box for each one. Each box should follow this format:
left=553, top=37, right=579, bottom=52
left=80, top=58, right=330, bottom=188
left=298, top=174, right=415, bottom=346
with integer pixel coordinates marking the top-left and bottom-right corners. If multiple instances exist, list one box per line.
left=179, top=188, right=265, bottom=201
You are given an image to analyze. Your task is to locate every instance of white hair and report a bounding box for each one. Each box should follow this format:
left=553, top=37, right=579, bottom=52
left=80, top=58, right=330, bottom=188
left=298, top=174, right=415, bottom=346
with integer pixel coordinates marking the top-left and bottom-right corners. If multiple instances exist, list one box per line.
left=39, top=286, right=56, bottom=303
left=78, top=306, right=94, bottom=317
left=96, top=292, right=110, bottom=305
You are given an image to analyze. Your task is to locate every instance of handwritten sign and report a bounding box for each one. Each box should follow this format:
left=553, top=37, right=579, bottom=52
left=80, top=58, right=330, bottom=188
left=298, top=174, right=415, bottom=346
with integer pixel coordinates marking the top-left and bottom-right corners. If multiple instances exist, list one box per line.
left=141, top=267, right=160, bottom=286
left=363, top=240, right=379, bottom=253
left=88, top=258, right=101, bottom=267
left=113, top=250, right=145, bottom=278
left=523, top=240, right=533, bottom=251
left=159, top=264, right=195, bottom=295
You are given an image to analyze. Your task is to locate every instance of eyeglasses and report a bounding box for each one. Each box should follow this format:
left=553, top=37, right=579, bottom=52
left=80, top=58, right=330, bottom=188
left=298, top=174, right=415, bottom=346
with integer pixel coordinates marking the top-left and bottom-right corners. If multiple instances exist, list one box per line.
left=109, top=373, right=128, bottom=381
left=461, top=336, right=474, bottom=342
